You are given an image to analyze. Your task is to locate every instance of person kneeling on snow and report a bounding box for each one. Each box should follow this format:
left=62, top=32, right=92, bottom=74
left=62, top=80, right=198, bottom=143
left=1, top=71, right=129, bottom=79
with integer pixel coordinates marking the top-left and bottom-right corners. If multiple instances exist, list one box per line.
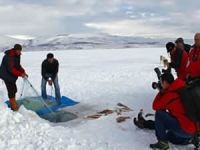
left=41, top=53, right=61, bottom=104
left=134, top=73, right=197, bottom=150
left=0, top=44, right=28, bottom=111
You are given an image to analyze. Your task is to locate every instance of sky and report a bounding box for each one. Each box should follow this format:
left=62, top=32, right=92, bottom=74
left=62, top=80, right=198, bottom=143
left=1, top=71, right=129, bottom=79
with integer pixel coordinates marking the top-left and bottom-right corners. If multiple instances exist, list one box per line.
left=0, top=0, right=200, bottom=38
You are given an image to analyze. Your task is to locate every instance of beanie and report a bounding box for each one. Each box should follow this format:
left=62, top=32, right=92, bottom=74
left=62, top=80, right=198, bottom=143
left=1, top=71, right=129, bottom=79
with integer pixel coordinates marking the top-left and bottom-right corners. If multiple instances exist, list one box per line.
left=14, top=44, right=22, bottom=51
left=166, top=42, right=175, bottom=52
left=160, top=73, right=174, bottom=84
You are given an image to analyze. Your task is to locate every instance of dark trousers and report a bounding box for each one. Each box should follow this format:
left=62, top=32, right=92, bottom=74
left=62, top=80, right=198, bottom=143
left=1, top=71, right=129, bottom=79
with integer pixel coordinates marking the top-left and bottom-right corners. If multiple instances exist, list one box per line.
left=4, top=80, right=17, bottom=98
left=143, top=111, right=192, bottom=145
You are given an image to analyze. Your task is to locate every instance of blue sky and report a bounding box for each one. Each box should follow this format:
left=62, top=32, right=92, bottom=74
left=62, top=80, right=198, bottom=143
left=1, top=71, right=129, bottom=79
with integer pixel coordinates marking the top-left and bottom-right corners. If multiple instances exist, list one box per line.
left=0, top=0, right=199, bottom=38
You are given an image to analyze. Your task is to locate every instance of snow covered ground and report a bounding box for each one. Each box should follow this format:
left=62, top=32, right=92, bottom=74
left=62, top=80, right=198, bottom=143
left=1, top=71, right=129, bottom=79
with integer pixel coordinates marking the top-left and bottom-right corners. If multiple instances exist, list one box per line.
left=0, top=48, right=195, bottom=150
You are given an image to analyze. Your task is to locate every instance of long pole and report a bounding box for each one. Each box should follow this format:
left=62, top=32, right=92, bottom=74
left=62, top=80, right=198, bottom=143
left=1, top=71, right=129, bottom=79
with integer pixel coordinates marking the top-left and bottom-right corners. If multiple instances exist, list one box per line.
left=20, top=78, right=26, bottom=98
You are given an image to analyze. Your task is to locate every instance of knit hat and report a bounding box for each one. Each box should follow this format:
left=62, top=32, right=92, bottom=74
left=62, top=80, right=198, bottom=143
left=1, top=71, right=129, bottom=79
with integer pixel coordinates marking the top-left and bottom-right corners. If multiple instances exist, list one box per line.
left=175, top=37, right=184, bottom=44
left=166, top=42, right=175, bottom=52
left=47, top=53, right=54, bottom=59
left=14, top=44, right=22, bottom=51
left=160, top=72, right=174, bottom=84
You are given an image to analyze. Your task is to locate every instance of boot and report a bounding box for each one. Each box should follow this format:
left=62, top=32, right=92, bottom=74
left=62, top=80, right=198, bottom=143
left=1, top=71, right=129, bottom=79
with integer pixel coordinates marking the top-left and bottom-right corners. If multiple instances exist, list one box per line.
left=9, top=97, right=18, bottom=111
left=150, top=140, right=169, bottom=150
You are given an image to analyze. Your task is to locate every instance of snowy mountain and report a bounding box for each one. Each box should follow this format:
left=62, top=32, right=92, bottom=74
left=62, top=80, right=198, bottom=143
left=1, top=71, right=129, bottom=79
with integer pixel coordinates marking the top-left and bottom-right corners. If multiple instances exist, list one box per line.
left=0, top=34, right=193, bottom=52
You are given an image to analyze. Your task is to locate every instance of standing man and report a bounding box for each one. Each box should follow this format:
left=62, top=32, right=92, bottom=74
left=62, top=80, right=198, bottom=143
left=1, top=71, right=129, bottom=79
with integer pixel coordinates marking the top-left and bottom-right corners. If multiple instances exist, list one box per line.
left=175, top=37, right=191, bottom=54
left=186, top=33, right=200, bottom=79
left=41, top=53, right=61, bottom=104
left=0, top=44, right=28, bottom=111
left=165, top=42, right=188, bottom=80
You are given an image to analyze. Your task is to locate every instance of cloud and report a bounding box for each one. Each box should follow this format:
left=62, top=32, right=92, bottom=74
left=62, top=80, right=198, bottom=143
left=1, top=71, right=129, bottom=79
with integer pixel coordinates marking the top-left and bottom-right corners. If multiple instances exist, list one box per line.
left=86, top=0, right=200, bottom=38
left=6, top=35, right=35, bottom=40
left=0, top=0, right=199, bottom=38
left=85, top=12, right=194, bottom=38
left=0, top=4, right=60, bottom=36
left=0, top=0, right=123, bottom=36
left=85, top=19, right=181, bottom=38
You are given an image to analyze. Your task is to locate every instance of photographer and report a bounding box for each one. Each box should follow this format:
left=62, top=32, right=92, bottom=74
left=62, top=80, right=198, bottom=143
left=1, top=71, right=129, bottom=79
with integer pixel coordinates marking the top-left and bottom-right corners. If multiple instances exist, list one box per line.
left=150, top=73, right=196, bottom=149
left=134, top=72, right=196, bottom=150
left=165, top=42, right=188, bottom=80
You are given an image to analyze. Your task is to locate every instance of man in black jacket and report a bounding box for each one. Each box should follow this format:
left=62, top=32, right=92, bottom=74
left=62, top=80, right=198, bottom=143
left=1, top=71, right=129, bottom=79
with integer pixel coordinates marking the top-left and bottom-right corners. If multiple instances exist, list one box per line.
left=0, top=44, right=28, bottom=111
left=175, top=37, right=191, bottom=54
left=41, top=53, right=61, bottom=104
left=165, top=42, right=188, bottom=80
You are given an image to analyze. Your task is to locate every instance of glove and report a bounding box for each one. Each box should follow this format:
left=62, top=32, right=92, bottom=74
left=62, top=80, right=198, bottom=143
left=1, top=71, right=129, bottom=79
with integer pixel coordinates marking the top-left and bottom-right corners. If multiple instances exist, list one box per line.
left=163, top=59, right=169, bottom=67
left=22, top=73, right=28, bottom=78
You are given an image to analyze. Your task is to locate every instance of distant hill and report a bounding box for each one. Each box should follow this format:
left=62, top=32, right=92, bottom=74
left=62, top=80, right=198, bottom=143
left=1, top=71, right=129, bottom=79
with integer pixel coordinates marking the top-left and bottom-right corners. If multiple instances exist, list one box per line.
left=0, top=34, right=193, bottom=52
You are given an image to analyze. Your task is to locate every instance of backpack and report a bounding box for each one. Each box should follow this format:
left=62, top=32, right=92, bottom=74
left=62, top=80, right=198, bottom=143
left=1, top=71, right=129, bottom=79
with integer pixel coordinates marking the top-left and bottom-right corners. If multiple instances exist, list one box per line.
left=177, top=79, right=200, bottom=150
left=177, top=79, right=200, bottom=123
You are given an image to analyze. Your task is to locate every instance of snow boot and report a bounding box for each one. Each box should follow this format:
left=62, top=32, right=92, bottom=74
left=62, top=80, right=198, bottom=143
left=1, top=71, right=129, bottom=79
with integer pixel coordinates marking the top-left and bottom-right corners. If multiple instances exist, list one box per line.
left=150, top=140, right=169, bottom=150
left=10, top=97, right=18, bottom=111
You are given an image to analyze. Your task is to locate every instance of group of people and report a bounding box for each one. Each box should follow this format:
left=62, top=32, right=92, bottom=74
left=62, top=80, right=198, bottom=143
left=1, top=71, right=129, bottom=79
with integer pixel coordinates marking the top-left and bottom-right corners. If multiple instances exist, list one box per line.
left=0, top=44, right=61, bottom=111
left=1, top=33, right=200, bottom=149
left=165, top=33, right=200, bottom=80
left=134, top=33, right=200, bottom=150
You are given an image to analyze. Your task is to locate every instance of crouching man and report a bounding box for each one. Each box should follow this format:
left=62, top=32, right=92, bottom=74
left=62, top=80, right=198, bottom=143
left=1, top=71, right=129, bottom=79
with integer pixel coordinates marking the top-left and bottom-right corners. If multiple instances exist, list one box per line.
left=41, top=53, right=61, bottom=104
left=134, top=73, right=197, bottom=150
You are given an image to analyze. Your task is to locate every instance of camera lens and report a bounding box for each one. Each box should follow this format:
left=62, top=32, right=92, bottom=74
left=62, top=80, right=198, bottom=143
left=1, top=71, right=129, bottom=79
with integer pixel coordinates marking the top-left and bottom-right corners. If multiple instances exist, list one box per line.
left=152, top=82, right=158, bottom=89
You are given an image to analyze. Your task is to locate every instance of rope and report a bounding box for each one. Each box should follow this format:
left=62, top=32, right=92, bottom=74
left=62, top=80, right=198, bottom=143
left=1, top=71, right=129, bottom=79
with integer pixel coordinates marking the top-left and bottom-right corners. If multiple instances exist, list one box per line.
left=20, top=78, right=26, bottom=98
left=50, top=84, right=54, bottom=98
left=23, top=77, right=56, bottom=115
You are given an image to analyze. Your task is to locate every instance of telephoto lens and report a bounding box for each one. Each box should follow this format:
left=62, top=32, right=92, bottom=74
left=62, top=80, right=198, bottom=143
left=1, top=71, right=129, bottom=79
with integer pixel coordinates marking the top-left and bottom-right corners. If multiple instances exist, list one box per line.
left=152, top=82, right=158, bottom=89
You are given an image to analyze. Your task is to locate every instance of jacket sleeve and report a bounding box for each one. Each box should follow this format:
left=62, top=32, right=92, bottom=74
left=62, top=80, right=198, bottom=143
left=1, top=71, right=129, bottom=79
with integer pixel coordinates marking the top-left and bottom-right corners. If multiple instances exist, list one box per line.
left=152, top=92, right=166, bottom=110
left=184, top=44, right=191, bottom=53
left=19, top=65, right=25, bottom=73
left=41, top=61, right=48, bottom=80
left=152, top=92, right=177, bottom=111
left=170, top=49, right=183, bottom=68
left=52, top=60, right=59, bottom=80
left=8, top=57, right=24, bottom=77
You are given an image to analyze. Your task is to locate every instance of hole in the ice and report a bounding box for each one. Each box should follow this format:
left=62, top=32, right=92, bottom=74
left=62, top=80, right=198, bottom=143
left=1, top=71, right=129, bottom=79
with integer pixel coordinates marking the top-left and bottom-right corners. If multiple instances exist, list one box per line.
left=40, top=111, right=78, bottom=123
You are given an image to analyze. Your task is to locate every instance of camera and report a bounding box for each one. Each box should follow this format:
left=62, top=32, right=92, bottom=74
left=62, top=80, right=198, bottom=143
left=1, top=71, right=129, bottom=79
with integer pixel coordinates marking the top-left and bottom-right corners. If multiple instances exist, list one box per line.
left=152, top=67, right=172, bottom=90
left=152, top=67, right=162, bottom=90
left=152, top=81, right=162, bottom=90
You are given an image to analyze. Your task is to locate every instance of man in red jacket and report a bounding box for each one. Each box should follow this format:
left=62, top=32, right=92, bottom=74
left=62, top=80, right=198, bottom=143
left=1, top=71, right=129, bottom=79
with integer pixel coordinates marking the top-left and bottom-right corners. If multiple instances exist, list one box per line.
left=186, top=33, right=200, bottom=79
left=149, top=73, right=196, bottom=149
left=0, top=44, right=28, bottom=111
left=165, top=42, right=188, bottom=80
